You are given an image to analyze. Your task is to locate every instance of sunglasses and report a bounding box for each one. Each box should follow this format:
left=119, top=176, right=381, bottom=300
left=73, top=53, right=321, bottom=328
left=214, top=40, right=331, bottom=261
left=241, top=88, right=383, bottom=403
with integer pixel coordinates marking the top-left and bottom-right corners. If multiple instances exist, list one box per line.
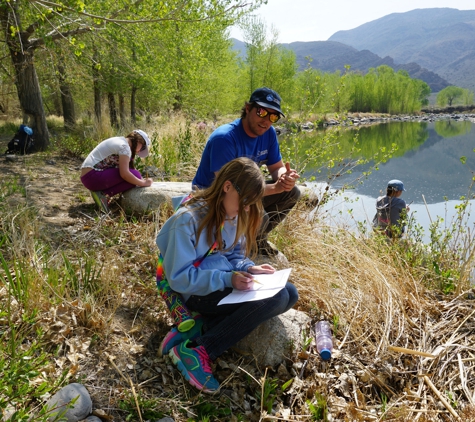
left=139, top=143, right=147, bottom=152
left=256, top=107, right=280, bottom=123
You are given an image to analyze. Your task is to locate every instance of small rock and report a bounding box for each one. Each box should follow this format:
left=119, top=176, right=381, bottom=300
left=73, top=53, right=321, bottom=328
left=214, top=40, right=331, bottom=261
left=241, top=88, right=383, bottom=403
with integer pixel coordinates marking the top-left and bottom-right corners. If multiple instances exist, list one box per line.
left=277, top=363, right=290, bottom=378
left=5, top=154, right=18, bottom=162
left=46, top=383, right=92, bottom=422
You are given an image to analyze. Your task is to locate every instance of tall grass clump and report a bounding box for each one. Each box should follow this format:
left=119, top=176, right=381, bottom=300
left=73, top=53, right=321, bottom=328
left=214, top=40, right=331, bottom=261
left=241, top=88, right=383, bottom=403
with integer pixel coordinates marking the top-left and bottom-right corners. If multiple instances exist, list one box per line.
left=398, top=188, right=475, bottom=295
left=270, top=194, right=475, bottom=419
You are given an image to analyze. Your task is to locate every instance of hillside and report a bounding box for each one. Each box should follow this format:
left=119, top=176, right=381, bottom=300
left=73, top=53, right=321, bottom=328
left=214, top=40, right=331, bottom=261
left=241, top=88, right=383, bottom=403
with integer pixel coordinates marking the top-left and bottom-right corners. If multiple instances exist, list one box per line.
left=232, top=38, right=450, bottom=93
left=329, top=8, right=475, bottom=91
left=280, top=41, right=450, bottom=92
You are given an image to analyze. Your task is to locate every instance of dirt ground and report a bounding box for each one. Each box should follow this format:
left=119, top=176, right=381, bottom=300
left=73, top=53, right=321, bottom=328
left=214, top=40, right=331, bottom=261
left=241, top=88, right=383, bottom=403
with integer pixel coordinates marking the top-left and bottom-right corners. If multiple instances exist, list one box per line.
left=2, top=138, right=86, bottom=226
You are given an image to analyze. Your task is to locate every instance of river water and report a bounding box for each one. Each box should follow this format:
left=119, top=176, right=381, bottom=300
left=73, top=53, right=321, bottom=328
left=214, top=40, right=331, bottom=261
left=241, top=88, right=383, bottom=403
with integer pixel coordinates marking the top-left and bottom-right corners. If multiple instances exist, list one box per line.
left=280, top=118, right=475, bottom=242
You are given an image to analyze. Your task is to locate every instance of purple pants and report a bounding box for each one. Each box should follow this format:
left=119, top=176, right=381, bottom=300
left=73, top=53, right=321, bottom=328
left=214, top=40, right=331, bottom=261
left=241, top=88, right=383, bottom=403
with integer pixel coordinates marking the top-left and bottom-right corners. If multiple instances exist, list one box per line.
left=80, top=168, right=142, bottom=197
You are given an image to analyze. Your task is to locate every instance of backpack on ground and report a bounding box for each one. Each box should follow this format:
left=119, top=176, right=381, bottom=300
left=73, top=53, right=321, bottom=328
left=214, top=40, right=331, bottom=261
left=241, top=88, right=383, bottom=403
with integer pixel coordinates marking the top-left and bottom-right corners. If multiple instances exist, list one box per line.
left=5, top=124, right=35, bottom=155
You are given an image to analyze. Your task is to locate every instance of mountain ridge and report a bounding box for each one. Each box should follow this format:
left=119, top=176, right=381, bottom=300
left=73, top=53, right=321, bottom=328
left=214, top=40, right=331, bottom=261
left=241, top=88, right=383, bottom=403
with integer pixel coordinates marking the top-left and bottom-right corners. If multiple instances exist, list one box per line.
left=329, top=8, right=475, bottom=91
left=232, top=7, right=475, bottom=92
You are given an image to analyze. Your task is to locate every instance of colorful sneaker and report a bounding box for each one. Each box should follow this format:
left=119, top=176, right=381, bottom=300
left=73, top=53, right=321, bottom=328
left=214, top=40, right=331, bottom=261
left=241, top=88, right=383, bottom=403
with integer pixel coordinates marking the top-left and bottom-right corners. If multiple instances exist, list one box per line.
left=158, top=316, right=203, bottom=357
left=90, top=190, right=109, bottom=213
left=169, top=340, right=220, bottom=393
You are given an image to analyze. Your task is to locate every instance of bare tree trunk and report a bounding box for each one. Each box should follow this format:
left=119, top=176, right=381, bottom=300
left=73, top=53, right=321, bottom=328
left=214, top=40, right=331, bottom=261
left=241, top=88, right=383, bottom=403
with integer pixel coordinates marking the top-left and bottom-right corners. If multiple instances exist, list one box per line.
left=1, top=4, right=49, bottom=150
left=173, top=23, right=183, bottom=111
left=119, top=94, right=126, bottom=127
left=57, top=56, right=76, bottom=129
left=52, top=90, right=62, bottom=116
left=131, top=85, right=137, bottom=124
left=92, top=50, right=102, bottom=123
left=108, top=92, right=118, bottom=128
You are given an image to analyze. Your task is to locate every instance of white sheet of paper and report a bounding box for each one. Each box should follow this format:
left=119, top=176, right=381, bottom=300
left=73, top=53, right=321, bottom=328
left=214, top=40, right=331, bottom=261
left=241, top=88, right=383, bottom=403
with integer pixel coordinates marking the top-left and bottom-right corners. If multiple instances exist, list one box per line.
left=218, top=268, right=292, bottom=306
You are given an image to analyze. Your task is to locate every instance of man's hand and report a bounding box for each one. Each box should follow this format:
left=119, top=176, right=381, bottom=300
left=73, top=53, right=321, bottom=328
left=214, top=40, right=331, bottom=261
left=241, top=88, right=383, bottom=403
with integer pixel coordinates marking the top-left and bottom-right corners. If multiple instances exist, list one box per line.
left=276, top=162, right=300, bottom=192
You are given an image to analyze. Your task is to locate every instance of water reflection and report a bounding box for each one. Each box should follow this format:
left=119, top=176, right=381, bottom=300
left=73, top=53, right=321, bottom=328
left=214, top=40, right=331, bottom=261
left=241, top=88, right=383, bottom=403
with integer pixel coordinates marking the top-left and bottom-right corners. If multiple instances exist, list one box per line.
left=312, top=186, right=475, bottom=244
left=282, top=119, right=475, bottom=242
left=282, top=120, right=475, bottom=205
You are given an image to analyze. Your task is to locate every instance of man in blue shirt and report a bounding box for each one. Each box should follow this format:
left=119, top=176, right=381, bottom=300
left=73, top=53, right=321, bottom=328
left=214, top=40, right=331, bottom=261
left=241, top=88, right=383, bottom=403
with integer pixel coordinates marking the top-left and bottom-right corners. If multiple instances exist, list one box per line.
left=193, top=87, right=301, bottom=255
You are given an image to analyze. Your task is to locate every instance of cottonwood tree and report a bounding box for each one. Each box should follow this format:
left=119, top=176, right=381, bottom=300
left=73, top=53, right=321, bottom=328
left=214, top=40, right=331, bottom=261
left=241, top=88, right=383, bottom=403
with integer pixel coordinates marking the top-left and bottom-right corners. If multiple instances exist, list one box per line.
left=0, top=0, right=262, bottom=150
left=436, top=86, right=464, bottom=107
left=238, top=16, right=297, bottom=105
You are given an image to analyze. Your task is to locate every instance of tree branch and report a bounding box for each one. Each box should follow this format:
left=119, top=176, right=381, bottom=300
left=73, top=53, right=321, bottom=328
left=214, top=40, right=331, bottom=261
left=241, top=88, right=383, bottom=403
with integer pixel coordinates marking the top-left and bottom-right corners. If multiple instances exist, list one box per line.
left=32, top=0, right=252, bottom=24
left=28, top=26, right=95, bottom=49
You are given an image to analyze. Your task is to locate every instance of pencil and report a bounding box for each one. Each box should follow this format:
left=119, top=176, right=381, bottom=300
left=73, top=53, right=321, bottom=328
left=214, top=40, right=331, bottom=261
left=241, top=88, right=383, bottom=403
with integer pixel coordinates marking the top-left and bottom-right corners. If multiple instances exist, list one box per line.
left=232, top=271, right=263, bottom=284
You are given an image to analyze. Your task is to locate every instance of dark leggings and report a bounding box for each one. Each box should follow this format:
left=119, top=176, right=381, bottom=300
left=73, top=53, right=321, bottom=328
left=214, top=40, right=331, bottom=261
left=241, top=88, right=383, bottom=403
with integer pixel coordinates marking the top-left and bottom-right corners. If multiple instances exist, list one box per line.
left=186, top=282, right=299, bottom=361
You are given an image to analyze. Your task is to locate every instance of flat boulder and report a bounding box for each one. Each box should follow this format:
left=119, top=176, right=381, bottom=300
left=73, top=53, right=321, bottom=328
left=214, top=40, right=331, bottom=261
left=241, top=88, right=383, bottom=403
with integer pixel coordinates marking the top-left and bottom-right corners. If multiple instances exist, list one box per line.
left=120, top=182, right=316, bottom=216
left=120, top=182, right=191, bottom=215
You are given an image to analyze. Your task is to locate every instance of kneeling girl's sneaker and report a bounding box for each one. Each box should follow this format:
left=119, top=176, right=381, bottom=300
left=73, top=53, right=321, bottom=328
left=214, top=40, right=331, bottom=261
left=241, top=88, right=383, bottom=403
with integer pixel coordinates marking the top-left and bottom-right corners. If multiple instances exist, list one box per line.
left=169, top=340, right=219, bottom=393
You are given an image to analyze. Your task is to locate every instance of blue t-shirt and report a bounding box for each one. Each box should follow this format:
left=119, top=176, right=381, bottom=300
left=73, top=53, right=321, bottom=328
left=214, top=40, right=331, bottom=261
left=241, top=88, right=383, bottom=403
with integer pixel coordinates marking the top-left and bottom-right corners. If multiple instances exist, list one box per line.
left=192, top=119, right=282, bottom=188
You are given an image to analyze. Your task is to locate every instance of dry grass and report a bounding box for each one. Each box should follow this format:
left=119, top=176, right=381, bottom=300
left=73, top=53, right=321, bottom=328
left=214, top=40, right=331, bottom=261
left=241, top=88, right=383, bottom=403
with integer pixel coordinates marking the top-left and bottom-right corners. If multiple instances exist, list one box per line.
left=270, top=207, right=475, bottom=420
left=2, top=127, right=475, bottom=421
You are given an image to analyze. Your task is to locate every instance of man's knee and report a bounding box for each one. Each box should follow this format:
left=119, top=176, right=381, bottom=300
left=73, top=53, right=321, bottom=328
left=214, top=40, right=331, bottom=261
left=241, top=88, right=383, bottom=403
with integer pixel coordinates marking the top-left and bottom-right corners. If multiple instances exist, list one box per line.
left=290, top=185, right=301, bottom=203
left=280, top=185, right=301, bottom=209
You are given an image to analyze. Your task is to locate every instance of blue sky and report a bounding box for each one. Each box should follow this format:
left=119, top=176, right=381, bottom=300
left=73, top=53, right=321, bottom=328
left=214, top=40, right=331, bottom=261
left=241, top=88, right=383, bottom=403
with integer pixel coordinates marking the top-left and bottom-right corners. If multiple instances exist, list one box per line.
left=230, top=0, right=475, bottom=43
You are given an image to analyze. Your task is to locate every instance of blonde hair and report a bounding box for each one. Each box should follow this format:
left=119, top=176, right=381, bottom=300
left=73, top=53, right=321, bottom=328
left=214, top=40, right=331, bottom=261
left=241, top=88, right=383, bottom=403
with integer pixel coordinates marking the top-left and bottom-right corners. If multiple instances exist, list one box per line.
left=186, top=157, right=265, bottom=257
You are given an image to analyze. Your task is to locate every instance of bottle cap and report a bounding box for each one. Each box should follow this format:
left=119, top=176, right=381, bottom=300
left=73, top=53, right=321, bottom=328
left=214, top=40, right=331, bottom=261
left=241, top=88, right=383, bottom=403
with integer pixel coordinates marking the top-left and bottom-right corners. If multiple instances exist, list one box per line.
left=319, top=348, right=332, bottom=361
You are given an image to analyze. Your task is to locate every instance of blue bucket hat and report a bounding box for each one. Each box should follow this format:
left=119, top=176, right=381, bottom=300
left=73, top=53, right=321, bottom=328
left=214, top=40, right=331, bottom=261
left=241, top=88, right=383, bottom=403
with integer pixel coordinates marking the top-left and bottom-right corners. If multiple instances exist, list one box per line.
left=388, top=179, right=405, bottom=191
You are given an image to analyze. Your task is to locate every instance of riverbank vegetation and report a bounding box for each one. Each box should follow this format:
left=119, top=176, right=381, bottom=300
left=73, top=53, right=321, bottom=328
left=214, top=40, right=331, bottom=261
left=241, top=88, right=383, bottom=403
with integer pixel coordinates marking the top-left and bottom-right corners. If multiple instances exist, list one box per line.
left=3, top=2, right=475, bottom=420
left=436, top=86, right=474, bottom=107
left=2, top=116, right=475, bottom=420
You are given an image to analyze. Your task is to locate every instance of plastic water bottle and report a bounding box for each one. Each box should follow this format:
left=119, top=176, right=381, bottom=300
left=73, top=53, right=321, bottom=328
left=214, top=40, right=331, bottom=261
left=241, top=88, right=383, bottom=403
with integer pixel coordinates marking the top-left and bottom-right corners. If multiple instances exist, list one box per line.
left=315, top=320, right=333, bottom=361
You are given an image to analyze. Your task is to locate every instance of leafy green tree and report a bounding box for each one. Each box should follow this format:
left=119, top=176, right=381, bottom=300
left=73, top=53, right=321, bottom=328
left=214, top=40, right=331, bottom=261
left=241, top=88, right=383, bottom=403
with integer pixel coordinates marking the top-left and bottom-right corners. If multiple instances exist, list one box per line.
left=461, top=89, right=474, bottom=106
left=237, top=17, right=297, bottom=108
left=343, top=66, right=430, bottom=114
left=293, top=59, right=327, bottom=117
left=0, top=0, right=263, bottom=150
left=437, top=86, right=464, bottom=107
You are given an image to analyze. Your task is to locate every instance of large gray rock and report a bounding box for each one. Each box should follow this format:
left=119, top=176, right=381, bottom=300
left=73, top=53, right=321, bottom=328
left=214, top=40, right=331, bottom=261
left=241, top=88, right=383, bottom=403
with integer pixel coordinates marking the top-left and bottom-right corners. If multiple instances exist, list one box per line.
left=120, top=182, right=191, bottom=215
left=46, top=383, right=92, bottom=421
left=120, top=182, right=316, bottom=216
left=233, top=308, right=311, bottom=367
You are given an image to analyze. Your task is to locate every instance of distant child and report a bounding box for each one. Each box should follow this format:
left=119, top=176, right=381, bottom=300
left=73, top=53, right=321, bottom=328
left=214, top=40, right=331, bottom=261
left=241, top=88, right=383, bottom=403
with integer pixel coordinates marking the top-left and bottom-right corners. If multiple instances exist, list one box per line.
left=80, top=129, right=153, bottom=213
left=372, top=179, right=410, bottom=238
left=156, top=157, right=298, bottom=393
